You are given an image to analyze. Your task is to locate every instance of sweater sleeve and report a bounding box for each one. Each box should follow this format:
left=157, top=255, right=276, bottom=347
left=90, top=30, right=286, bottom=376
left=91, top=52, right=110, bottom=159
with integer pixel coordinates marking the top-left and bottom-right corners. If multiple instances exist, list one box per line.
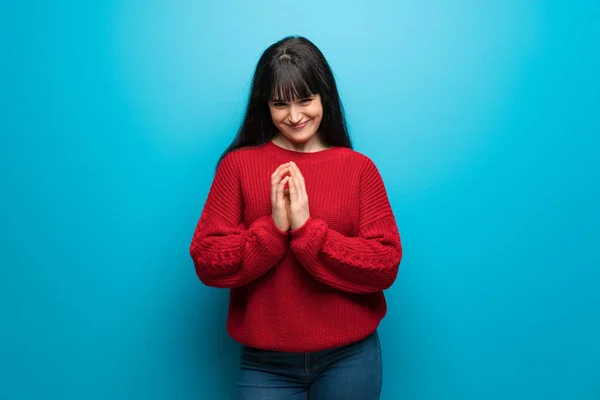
left=190, top=152, right=290, bottom=288
left=290, top=157, right=402, bottom=294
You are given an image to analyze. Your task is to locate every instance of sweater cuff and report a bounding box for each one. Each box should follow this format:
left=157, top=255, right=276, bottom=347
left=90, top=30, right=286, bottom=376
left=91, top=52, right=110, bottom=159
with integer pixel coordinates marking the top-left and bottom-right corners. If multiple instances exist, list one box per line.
left=290, top=217, right=328, bottom=259
left=264, top=215, right=292, bottom=238
left=289, top=216, right=313, bottom=236
left=253, top=215, right=291, bottom=257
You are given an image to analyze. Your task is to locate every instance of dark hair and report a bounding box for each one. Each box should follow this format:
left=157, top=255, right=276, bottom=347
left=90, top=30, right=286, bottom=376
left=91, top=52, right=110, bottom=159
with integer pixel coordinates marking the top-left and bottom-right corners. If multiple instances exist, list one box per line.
left=218, top=36, right=352, bottom=165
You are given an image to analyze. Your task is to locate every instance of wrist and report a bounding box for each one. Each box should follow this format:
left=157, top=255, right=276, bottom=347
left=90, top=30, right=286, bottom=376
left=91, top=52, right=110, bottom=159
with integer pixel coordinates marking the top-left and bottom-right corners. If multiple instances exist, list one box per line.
left=290, top=216, right=311, bottom=233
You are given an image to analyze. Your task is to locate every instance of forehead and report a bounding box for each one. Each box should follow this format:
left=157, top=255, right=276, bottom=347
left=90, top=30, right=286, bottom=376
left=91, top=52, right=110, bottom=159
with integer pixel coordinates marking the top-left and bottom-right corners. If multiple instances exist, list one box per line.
left=268, top=64, right=316, bottom=101
left=270, top=82, right=314, bottom=101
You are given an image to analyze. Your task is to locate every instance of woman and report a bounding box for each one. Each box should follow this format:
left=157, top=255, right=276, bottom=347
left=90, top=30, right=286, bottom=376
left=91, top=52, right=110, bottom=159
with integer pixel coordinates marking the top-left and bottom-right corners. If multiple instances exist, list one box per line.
left=190, top=36, right=402, bottom=399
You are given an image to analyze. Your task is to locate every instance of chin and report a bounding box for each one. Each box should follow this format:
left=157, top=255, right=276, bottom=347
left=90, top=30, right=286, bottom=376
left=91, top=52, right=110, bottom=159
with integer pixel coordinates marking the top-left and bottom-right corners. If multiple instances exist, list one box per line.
left=288, top=133, right=310, bottom=141
left=287, top=135, right=314, bottom=144
left=283, top=129, right=317, bottom=143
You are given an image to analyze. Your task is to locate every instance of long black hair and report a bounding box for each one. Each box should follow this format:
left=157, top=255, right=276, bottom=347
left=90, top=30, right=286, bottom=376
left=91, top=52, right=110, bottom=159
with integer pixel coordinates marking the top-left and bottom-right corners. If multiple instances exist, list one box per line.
left=218, top=36, right=352, bottom=165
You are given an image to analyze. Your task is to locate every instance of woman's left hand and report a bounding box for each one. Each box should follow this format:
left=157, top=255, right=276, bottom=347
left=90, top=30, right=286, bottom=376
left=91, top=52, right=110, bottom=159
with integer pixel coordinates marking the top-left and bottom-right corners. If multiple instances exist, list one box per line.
left=287, top=161, right=310, bottom=230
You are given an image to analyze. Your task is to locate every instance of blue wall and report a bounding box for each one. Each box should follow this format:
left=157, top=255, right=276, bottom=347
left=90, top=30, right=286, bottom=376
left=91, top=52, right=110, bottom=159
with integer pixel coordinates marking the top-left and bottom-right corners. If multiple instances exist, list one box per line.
left=1, top=1, right=599, bottom=399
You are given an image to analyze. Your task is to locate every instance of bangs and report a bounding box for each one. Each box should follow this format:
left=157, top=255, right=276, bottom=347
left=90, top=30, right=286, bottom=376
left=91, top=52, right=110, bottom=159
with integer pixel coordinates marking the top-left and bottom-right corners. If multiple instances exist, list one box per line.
left=267, top=59, right=318, bottom=102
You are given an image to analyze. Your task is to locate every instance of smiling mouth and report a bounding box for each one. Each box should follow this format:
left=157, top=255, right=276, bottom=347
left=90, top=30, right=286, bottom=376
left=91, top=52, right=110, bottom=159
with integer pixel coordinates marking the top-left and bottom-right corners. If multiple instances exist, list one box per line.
left=287, top=120, right=309, bottom=129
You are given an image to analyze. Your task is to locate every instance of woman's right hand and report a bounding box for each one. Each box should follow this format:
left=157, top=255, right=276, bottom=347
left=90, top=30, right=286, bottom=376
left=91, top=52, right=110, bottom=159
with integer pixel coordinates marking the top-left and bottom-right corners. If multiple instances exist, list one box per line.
left=271, top=163, right=291, bottom=232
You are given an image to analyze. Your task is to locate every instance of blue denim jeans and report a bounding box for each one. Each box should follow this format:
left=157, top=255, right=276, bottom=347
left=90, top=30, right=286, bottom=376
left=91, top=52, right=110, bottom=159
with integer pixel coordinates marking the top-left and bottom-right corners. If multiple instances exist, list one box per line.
left=237, top=330, right=382, bottom=399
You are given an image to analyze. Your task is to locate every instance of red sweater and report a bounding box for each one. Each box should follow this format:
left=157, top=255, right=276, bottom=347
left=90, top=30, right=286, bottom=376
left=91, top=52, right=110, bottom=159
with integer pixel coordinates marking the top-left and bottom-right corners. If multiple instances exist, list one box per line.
left=190, top=141, right=402, bottom=352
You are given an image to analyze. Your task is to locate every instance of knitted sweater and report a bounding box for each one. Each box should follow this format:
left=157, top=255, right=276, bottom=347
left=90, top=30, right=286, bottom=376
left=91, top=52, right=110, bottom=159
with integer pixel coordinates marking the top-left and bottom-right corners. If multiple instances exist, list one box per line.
left=190, top=141, right=402, bottom=352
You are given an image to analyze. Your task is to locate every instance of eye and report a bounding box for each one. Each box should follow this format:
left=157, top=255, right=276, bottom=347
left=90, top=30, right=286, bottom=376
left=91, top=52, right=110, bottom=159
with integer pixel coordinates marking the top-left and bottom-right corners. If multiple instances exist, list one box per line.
left=299, top=98, right=313, bottom=105
left=272, top=102, right=287, bottom=108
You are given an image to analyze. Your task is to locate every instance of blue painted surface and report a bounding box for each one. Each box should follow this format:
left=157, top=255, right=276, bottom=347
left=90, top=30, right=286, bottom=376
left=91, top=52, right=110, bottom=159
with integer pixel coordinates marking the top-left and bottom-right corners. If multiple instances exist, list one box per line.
left=1, top=1, right=598, bottom=398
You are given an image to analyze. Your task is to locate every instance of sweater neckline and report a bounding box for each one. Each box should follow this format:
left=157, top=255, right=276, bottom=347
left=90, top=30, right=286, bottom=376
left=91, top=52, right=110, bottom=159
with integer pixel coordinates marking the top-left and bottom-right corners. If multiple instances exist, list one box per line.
left=263, top=140, right=345, bottom=165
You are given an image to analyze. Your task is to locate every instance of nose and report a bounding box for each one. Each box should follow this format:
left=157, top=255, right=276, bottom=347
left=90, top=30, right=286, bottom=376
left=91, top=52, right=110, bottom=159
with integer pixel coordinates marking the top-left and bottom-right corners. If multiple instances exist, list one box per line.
left=288, top=105, right=302, bottom=124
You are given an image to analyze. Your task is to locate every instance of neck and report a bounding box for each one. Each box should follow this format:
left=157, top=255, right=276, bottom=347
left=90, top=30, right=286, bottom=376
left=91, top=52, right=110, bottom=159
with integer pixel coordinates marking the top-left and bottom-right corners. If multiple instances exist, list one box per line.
left=271, top=133, right=330, bottom=153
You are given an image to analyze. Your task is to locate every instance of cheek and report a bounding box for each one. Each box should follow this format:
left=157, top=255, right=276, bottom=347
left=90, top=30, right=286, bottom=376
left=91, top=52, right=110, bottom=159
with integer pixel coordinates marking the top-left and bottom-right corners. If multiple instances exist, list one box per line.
left=270, top=110, right=286, bottom=124
left=311, top=110, right=323, bottom=124
left=309, top=105, right=323, bottom=120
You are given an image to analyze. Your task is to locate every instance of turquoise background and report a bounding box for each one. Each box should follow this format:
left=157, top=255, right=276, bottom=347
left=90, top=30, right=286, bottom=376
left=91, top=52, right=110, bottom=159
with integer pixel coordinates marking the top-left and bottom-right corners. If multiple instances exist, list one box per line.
left=1, top=1, right=599, bottom=399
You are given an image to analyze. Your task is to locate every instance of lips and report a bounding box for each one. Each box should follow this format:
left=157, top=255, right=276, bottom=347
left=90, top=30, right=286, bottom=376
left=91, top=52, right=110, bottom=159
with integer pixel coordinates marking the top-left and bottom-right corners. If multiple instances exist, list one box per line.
left=287, top=120, right=309, bottom=130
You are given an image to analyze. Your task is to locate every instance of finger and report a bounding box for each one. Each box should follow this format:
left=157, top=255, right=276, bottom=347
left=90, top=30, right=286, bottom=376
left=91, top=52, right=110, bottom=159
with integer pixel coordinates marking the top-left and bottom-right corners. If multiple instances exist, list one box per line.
left=285, top=164, right=297, bottom=199
left=271, top=164, right=290, bottom=200
left=293, top=174, right=303, bottom=202
left=274, top=162, right=290, bottom=173
left=286, top=161, right=295, bottom=180
left=289, top=162, right=305, bottom=188
left=289, top=162, right=307, bottom=198
left=271, top=163, right=289, bottom=199
left=277, top=176, right=289, bottom=204
left=271, top=163, right=290, bottom=183
left=272, top=166, right=289, bottom=183
left=278, top=162, right=291, bottom=172
left=288, top=176, right=297, bottom=202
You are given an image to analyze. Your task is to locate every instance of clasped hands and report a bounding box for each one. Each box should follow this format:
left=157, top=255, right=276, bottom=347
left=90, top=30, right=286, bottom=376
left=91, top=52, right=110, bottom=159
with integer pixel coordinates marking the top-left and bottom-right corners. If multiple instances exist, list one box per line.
left=270, top=161, right=310, bottom=232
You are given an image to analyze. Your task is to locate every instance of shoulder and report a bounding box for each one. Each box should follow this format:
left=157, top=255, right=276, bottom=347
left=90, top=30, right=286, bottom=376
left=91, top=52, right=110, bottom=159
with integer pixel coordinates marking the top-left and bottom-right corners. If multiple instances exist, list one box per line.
left=337, top=147, right=380, bottom=174
left=217, top=145, right=261, bottom=169
left=216, top=151, right=239, bottom=174
left=215, top=144, right=272, bottom=181
left=220, top=143, right=269, bottom=164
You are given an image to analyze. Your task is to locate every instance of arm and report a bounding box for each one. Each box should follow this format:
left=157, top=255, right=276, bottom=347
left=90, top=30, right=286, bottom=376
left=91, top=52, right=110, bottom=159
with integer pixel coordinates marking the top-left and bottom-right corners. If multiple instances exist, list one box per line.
left=190, top=153, right=289, bottom=288
left=290, top=158, right=402, bottom=294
